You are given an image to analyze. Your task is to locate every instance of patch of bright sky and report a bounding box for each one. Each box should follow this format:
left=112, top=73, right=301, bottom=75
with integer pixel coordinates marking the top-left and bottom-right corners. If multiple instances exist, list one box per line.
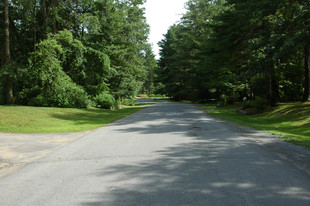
left=144, top=0, right=188, bottom=59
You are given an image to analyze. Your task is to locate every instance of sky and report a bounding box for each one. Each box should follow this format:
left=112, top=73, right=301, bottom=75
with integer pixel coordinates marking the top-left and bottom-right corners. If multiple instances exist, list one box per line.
left=144, top=0, right=188, bottom=59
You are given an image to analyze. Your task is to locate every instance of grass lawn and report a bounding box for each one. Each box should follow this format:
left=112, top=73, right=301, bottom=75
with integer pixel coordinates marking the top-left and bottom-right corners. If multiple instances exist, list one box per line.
left=0, top=106, right=144, bottom=133
left=203, top=102, right=310, bottom=149
left=122, top=103, right=154, bottom=107
left=195, top=103, right=217, bottom=109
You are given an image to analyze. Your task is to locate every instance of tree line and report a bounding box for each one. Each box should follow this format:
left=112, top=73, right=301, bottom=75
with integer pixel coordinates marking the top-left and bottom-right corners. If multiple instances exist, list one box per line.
left=157, top=0, right=309, bottom=106
left=0, top=0, right=156, bottom=108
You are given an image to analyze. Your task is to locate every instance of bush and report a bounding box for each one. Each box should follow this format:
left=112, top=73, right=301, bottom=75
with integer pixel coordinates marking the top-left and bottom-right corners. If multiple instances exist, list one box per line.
left=226, top=96, right=235, bottom=104
left=217, top=100, right=226, bottom=107
left=217, top=95, right=227, bottom=106
left=148, top=94, right=166, bottom=98
left=28, top=94, right=46, bottom=107
left=18, top=32, right=89, bottom=108
left=243, top=96, right=268, bottom=111
left=113, top=100, right=121, bottom=109
left=51, top=77, right=89, bottom=108
left=94, top=92, right=115, bottom=109
left=27, top=75, right=89, bottom=108
left=122, top=98, right=135, bottom=106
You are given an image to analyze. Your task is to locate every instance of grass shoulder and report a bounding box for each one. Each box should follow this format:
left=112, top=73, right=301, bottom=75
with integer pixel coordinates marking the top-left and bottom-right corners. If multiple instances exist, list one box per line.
left=0, top=105, right=145, bottom=133
left=199, top=102, right=310, bottom=149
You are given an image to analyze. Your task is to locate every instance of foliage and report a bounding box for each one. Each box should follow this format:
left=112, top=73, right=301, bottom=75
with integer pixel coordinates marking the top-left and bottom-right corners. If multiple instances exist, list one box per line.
left=0, top=0, right=155, bottom=108
left=122, top=98, right=136, bottom=106
left=242, top=97, right=269, bottom=111
left=17, top=33, right=89, bottom=108
left=157, top=0, right=310, bottom=106
left=93, top=92, right=115, bottom=109
left=148, top=94, right=167, bottom=98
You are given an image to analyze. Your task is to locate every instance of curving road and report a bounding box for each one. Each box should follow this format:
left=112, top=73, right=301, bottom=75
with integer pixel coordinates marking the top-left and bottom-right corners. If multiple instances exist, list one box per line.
left=0, top=101, right=310, bottom=205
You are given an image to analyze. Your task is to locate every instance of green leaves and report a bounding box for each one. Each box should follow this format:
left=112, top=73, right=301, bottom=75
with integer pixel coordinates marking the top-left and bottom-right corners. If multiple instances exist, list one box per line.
left=93, top=92, right=115, bottom=109
left=158, top=0, right=227, bottom=101
left=24, top=31, right=89, bottom=108
left=157, top=0, right=309, bottom=104
left=0, top=0, right=155, bottom=107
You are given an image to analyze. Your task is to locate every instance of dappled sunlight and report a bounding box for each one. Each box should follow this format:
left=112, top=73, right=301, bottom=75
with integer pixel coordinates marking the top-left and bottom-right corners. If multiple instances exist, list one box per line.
left=78, top=102, right=310, bottom=206
left=265, top=103, right=310, bottom=120
left=81, top=138, right=310, bottom=205
left=207, top=102, right=310, bottom=148
left=210, top=182, right=256, bottom=189
left=276, top=187, right=310, bottom=200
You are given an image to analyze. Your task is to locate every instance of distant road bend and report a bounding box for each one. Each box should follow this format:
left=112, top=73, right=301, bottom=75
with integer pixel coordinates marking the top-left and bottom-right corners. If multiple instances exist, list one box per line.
left=0, top=100, right=310, bottom=206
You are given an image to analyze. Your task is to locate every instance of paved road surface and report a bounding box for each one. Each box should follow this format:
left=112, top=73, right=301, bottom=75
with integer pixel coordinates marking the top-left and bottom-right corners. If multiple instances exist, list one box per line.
left=0, top=131, right=90, bottom=178
left=0, top=101, right=310, bottom=205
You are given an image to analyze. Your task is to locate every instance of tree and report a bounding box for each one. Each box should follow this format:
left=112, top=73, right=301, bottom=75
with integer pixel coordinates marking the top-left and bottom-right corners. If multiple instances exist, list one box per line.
left=157, top=0, right=308, bottom=106
left=141, top=44, right=157, bottom=95
left=0, top=0, right=156, bottom=107
left=3, top=0, right=13, bottom=104
left=304, top=46, right=309, bottom=101
left=157, top=0, right=227, bottom=101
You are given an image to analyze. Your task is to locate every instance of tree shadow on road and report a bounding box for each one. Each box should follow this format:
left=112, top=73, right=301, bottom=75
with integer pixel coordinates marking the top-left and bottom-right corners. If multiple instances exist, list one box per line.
left=81, top=103, right=310, bottom=206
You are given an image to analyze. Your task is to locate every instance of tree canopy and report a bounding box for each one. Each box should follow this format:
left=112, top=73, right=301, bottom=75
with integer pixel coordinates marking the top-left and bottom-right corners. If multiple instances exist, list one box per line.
left=0, top=0, right=156, bottom=107
left=2, top=0, right=309, bottom=107
left=157, top=0, right=310, bottom=105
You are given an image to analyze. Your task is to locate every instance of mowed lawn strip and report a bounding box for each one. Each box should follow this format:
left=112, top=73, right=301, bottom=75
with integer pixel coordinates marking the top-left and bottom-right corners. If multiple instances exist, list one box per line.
left=204, top=103, right=310, bottom=149
left=0, top=106, right=144, bottom=133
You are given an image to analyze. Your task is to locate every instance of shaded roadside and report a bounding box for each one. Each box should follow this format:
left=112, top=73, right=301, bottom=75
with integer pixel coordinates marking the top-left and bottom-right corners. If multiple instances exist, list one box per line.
left=199, top=107, right=310, bottom=176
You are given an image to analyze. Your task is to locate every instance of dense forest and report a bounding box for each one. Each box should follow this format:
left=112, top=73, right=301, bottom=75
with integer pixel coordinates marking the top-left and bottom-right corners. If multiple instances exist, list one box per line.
left=0, top=0, right=156, bottom=108
left=1, top=0, right=309, bottom=109
left=157, top=0, right=310, bottom=107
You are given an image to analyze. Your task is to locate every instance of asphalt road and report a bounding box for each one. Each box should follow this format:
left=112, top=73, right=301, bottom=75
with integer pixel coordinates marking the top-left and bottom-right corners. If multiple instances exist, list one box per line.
left=0, top=101, right=310, bottom=205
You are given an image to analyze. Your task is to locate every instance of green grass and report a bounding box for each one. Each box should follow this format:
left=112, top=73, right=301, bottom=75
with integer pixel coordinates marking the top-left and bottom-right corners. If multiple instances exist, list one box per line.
left=205, top=102, right=310, bottom=148
left=196, top=102, right=243, bottom=109
left=133, top=103, right=154, bottom=107
left=153, top=98, right=172, bottom=102
left=0, top=106, right=144, bottom=133
left=195, top=103, right=217, bottom=109
left=120, top=103, right=154, bottom=108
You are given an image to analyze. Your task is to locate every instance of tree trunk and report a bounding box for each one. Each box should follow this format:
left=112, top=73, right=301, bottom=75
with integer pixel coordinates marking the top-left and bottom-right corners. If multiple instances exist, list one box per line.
left=4, top=0, right=10, bottom=63
left=267, top=66, right=278, bottom=107
left=33, top=1, right=37, bottom=63
left=51, top=0, right=59, bottom=34
left=4, top=0, right=13, bottom=104
left=41, top=0, right=47, bottom=37
left=303, top=45, right=309, bottom=102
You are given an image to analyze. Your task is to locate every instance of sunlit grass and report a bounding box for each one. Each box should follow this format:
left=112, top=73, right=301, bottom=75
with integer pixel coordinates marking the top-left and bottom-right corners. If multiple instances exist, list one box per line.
left=0, top=106, right=144, bottom=133
left=205, top=102, right=310, bottom=148
left=133, top=103, right=154, bottom=107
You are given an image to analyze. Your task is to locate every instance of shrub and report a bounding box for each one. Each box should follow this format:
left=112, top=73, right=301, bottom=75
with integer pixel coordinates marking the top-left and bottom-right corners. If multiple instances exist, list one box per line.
left=51, top=77, right=89, bottom=108
left=226, top=96, right=235, bottom=104
left=28, top=94, right=46, bottom=107
left=94, top=92, right=115, bottom=109
left=27, top=75, right=89, bottom=108
left=217, top=95, right=227, bottom=106
left=148, top=94, right=166, bottom=98
left=113, top=100, right=121, bottom=109
left=122, top=98, right=136, bottom=106
left=243, top=96, right=269, bottom=111
left=19, top=31, right=89, bottom=108
left=217, top=100, right=226, bottom=107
